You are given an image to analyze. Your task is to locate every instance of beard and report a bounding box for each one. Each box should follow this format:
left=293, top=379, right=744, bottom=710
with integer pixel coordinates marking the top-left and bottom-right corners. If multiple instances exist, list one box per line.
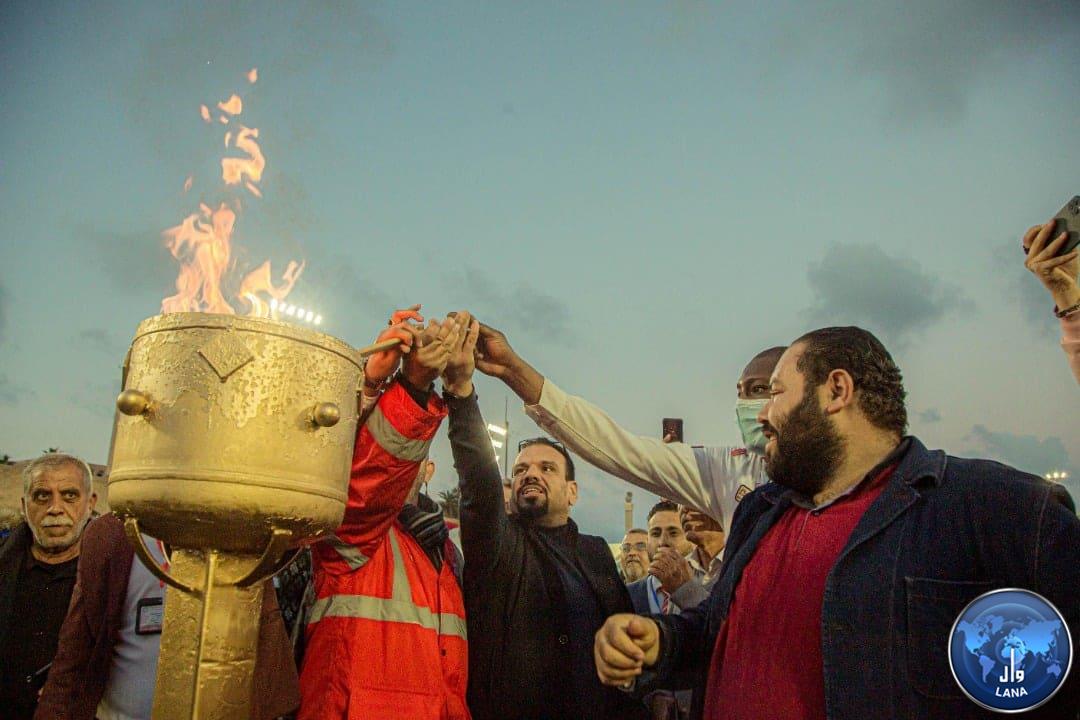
left=764, top=390, right=845, bottom=499
left=622, top=560, right=646, bottom=582
left=515, top=490, right=550, bottom=521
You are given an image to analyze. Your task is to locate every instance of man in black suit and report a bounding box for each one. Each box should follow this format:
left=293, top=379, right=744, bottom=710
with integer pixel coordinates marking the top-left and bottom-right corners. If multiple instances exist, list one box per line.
left=440, top=313, right=646, bottom=720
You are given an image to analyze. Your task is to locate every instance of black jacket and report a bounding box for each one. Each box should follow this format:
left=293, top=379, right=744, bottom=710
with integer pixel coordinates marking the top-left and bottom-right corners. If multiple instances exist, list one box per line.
left=645, top=437, right=1080, bottom=720
left=0, top=522, right=82, bottom=718
left=0, top=522, right=34, bottom=659
left=447, top=391, right=646, bottom=720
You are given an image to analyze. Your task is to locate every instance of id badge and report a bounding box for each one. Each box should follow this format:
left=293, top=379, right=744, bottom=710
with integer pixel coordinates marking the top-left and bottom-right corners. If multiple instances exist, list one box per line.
left=136, top=597, right=165, bottom=635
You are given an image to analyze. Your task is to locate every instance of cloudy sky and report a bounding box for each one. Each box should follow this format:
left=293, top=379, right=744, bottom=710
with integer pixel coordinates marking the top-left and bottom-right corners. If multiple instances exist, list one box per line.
left=1, top=1, right=1078, bottom=539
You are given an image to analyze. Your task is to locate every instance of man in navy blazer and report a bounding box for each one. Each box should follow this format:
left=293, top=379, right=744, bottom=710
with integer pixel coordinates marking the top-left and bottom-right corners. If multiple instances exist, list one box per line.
left=595, top=327, right=1079, bottom=720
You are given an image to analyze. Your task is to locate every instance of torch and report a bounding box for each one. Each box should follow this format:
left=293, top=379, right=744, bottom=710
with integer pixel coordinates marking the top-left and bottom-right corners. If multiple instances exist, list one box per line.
left=109, top=312, right=399, bottom=719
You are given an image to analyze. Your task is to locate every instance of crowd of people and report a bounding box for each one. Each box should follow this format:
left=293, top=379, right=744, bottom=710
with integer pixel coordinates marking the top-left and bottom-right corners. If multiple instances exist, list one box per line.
left=0, top=221, right=1077, bottom=720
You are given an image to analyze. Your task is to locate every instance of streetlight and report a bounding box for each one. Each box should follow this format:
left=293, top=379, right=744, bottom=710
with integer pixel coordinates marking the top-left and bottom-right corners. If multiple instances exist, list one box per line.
left=269, top=298, right=325, bottom=328
left=486, top=398, right=511, bottom=478
left=487, top=423, right=507, bottom=472
left=1045, top=470, right=1070, bottom=482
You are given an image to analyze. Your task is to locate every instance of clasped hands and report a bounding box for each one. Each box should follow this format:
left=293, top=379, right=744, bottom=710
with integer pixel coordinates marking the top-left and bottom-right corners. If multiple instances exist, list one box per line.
left=363, top=305, right=481, bottom=398
left=365, top=306, right=667, bottom=689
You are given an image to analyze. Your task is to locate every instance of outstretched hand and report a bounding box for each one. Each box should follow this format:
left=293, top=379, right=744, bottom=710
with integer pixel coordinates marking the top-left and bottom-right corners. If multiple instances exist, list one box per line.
left=402, top=316, right=463, bottom=389
left=473, top=322, right=546, bottom=405
left=364, top=304, right=424, bottom=389
left=474, top=323, right=519, bottom=379
left=1023, top=222, right=1080, bottom=311
left=442, top=312, right=480, bottom=397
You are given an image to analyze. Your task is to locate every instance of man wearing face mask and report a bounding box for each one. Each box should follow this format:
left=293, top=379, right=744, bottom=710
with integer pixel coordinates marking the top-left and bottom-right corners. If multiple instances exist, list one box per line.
left=473, top=321, right=784, bottom=535
left=594, top=327, right=1080, bottom=720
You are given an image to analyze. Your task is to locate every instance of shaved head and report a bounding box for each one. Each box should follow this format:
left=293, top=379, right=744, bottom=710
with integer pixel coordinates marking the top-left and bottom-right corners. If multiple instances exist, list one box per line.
left=738, top=345, right=787, bottom=400
left=743, top=346, right=786, bottom=378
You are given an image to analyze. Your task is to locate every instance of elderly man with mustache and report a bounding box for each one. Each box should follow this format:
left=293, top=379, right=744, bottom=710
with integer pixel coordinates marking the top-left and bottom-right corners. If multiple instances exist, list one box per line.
left=619, top=528, right=650, bottom=583
left=0, top=453, right=97, bottom=719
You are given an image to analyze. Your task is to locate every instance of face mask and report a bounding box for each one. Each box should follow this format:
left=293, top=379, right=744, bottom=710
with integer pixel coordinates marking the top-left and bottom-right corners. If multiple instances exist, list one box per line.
left=735, top=398, right=769, bottom=455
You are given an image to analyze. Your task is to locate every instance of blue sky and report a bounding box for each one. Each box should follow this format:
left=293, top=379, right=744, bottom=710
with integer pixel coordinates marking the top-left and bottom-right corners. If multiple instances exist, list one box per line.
left=2, top=1, right=1078, bottom=539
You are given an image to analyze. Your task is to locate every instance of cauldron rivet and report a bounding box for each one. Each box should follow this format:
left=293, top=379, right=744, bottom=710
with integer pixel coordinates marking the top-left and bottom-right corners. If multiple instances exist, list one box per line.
left=311, top=402, right=341, bottom=428
left=116, top=389, right=153, bottom=416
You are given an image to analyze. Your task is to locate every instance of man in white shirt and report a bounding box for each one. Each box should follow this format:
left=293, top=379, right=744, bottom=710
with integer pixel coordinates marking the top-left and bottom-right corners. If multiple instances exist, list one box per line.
left=473, top=323, right=784, bottom=533
left=681, top=507, right=725, bottom=582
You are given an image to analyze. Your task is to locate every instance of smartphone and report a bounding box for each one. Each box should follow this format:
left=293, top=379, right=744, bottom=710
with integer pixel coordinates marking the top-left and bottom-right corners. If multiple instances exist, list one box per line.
left=662, top=418, right=684, bottom=443
left=1049, top=196, right=1080, bottom=257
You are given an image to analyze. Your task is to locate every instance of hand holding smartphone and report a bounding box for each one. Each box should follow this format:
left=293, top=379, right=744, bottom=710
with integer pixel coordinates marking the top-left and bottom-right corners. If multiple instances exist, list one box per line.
left=662, top=418, right=684, bottom=443
left=1026, top=196, right=1080, bottom=257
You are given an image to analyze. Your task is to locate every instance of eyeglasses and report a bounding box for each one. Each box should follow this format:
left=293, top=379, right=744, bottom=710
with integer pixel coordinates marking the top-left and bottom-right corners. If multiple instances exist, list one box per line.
left=620, top=542, right=647, bottom=553
left=517, top=437, right=567, bottom=452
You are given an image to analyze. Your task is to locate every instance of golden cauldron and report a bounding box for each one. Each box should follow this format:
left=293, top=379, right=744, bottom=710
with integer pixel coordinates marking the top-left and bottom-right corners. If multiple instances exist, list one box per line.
left=109, top=312, right=390, bottom=719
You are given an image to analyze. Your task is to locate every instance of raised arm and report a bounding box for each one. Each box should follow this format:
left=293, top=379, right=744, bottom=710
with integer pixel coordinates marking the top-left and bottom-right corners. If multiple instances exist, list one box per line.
left=475, top=322, right=761, bottom=527
left=526, top=379, right=720, bottom=520
left=446, top=392, right=508, bottom=559
left=331, top=317, right=460, bottom=558
left=335, top=381, right=446, bottom=553
left=1061, top=312, right=1080, bottom=384
left=441, top=315, right=509, bottom=561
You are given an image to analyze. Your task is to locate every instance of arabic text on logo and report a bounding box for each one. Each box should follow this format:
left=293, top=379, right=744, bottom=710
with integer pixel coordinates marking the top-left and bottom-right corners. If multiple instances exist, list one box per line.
left=949, top=588, right=1072, bottom=713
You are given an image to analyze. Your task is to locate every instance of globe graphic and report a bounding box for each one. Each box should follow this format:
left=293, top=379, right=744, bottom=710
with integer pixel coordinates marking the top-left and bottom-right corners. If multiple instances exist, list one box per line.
left=950, top=592, right=1071, bottom=712
left=999, top=634, right=1028, bottom=665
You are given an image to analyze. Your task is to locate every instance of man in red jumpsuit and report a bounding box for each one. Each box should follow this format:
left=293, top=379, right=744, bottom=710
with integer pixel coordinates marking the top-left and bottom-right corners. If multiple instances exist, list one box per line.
left=299, top=308, right=471, bottom=720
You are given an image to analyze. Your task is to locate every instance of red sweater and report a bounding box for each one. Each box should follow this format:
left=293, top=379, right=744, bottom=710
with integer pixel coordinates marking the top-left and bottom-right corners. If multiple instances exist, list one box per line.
left=703, top=464, right=896, bottom=720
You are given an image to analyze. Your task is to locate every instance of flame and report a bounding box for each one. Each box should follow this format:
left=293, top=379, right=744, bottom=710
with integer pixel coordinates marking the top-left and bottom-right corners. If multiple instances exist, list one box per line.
left=237, top=259, right=304, bottom=316
left=161, top=69, right=303, bottom=318
left=161, top=203, right=237, bottom=314
left=221, top=126, right=264, bottom=190
left=217, top=94, right=242, bottom=115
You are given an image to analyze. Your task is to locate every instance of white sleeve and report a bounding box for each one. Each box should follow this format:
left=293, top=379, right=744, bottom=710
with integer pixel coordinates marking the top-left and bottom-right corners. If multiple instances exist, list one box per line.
left=691, top=446, right=768, bottom=533
left=525, top=379, right=765, bottom=523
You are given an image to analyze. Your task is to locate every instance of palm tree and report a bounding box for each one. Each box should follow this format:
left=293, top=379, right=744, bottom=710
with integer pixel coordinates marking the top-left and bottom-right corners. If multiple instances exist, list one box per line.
left=436, top=487, right=461, bottom=520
